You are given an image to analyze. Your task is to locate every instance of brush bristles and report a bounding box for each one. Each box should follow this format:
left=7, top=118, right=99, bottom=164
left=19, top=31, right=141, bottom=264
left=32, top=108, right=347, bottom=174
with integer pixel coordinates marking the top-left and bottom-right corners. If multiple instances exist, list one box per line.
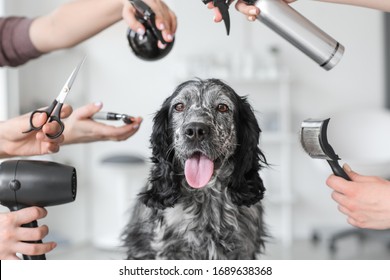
left=300, top=124, right=332, bottom=160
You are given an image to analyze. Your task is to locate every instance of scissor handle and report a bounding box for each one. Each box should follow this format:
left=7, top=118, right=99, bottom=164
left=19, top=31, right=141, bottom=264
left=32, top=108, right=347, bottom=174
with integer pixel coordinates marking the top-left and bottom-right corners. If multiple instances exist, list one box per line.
left=23, top=100, right=64, bottom=139
left=46, top=103, right=65, bottom=139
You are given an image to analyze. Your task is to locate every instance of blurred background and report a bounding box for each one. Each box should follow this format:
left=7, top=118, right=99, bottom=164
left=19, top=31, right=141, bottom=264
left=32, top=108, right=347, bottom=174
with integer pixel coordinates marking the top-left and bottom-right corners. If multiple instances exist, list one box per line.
left=1, top=0, right=389, bottom=259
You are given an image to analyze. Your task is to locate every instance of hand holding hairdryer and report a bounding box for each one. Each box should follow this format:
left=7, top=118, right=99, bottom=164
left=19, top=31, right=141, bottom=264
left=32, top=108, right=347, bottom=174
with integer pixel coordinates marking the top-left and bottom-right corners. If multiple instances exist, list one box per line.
left=0, top=160, right=77, bottom=260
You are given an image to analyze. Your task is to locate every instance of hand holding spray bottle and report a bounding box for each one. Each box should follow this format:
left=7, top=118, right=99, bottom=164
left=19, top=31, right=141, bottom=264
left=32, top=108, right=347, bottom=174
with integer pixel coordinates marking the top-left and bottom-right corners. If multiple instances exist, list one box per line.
left=204, top=0, right=345, bottom=70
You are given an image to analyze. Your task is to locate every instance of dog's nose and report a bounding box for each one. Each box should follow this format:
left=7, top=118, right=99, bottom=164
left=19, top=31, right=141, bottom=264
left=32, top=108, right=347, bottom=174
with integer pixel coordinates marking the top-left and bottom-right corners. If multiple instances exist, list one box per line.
left=184, top=122, right=210, bottom=141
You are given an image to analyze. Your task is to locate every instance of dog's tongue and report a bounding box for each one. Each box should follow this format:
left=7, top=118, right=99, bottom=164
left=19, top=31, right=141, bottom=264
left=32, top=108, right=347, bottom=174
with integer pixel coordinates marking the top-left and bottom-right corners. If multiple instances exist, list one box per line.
left=184, top=154, right=214, bottom=189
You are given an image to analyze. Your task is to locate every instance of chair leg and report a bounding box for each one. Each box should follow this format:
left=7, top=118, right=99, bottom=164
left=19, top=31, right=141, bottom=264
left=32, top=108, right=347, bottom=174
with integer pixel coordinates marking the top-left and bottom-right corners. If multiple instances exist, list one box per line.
left=328, top=228, right=363, bottom=252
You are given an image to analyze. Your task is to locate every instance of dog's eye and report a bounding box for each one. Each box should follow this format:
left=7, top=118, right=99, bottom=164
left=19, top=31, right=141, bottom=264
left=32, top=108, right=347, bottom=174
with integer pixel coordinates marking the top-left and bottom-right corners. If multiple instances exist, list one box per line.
left=174, top=103, right=185, bottom=112
left=217, top=104, right=229, bottom=113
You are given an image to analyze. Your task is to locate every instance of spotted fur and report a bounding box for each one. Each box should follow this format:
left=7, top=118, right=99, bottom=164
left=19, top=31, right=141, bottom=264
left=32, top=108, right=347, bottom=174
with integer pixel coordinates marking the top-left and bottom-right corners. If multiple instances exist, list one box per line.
left=122, top=78, right=268, bottom=259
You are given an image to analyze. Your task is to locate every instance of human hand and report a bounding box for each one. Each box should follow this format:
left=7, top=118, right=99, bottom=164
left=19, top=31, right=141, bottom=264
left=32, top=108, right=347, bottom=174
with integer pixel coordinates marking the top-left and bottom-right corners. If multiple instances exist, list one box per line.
left=0, top=105, right=73, bottom=158
left=122, top=0, right=177, bottom=48
left=326, top=164, right=390, bottom=230
left=62, top=102, right=142, bottom=145
left=0, top=207, right=56, bottom=260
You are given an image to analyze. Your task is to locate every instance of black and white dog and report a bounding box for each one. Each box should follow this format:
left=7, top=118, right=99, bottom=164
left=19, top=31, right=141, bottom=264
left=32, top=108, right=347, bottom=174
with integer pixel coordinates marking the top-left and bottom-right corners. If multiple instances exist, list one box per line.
left=122, top=78, right=268, bottom=259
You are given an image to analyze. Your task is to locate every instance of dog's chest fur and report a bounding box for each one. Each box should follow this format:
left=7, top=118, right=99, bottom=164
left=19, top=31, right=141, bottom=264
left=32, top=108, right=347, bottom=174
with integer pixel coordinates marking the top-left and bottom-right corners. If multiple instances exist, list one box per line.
left=126, top=180, right=264, bottom=260
left=123, top=79, right=267, bottom=260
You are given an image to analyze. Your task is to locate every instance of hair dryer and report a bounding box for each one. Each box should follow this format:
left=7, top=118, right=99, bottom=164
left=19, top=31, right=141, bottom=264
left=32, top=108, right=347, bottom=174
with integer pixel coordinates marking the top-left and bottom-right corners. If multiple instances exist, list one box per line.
left=0, top=160, right=77, bottom=260
left=246, top=0, right=344, bottom=70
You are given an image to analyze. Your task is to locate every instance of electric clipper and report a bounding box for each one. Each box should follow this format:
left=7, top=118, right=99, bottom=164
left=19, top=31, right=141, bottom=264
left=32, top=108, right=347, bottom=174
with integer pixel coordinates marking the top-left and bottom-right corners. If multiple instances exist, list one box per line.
left=93, top=111, right=134, bottom=124
left=300, top=118, right=350, bottom=181
left=127, top=0, right=174, bottom=61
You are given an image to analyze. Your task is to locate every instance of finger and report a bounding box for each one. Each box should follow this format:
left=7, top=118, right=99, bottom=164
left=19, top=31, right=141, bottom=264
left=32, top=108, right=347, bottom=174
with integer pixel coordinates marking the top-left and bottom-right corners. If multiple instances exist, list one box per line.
left=31, top=112, right=48, bottom=128
left=161, top=23, right=175, bottom=44
left=73, top=102, right=104, bottom=119
left=154, top=11, right=173, bottom=45
left=16, top=225, right=49, bottom=242
left=206, top=3, right=215, bottom=9
left=235, top=1, right=260, bottom=17
left=347, top=217, right=360, bottom=228
left=326, top=174, right=352, bottom=194
left=36, top=130, right=64, bottom=143
left=97, top=119, right=142, bottom=141
left=331, top=191, right=356, bottom=212
left=60, top=104, right=73, bottom=119
left=13, top=207, right=48, bottom=226
left=337, top=204, right=352, bottom=217
left=41, top=122, right=64, bottom=141
left=342, top=164, right=374, bottom=183
left=14, top=241, right=57, bottom=257
left=43, top=142, right=61, bottom=154
left=213, top=7, right=223, bottom=22
left=157, top=41, right=167, bottom=49
left=154, top=13, right=168, bottom=33
left=168, top=12, right=177, bottom=34
left=123, top=3, right=145, bottom=35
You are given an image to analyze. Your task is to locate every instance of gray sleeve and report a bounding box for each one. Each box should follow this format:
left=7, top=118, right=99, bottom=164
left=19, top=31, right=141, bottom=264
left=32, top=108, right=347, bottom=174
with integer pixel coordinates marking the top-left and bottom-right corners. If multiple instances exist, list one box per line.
left=0, top=17, right=43, bottom=67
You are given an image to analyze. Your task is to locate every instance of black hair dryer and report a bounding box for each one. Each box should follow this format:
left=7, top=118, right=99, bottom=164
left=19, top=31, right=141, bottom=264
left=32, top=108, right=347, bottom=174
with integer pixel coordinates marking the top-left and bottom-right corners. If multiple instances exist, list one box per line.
left=127, top=0, right=174, bottom=61
left=0, top=160, right=77, bottom=260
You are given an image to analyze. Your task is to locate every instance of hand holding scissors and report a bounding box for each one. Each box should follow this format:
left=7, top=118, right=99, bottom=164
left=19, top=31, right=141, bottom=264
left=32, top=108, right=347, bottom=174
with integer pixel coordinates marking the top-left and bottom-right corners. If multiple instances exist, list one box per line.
left=23, top=58, right=85, bottom=139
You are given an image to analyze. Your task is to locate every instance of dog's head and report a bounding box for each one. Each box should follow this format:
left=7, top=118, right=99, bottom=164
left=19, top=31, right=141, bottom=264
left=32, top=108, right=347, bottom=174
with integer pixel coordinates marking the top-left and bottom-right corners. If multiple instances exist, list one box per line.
left=140, top=79, right=267, bottom=209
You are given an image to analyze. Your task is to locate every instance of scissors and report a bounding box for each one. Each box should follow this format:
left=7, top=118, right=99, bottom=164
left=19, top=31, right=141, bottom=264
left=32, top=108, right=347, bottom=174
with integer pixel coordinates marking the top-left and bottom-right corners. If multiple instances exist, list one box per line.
left=23, top=58, right=85, bottom=139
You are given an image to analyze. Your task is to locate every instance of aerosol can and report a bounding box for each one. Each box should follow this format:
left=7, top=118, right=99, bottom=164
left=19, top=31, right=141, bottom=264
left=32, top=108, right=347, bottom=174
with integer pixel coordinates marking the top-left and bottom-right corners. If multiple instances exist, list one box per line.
left=248, top=0, right=344, bottom=70
left=204, top=0, right=345, bottom=70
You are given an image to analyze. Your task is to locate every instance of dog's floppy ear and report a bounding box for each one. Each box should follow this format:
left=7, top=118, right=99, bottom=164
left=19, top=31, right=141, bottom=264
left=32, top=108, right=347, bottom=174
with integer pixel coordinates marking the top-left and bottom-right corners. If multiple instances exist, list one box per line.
left=138, top=92, right=182, bottom=209
left=229, top=94, right=267, bottom=207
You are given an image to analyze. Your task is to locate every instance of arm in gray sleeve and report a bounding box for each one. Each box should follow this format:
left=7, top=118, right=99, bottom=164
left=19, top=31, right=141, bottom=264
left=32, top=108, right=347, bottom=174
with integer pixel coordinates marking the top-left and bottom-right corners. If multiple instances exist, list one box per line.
left=0, top=17, right=43, bottom=67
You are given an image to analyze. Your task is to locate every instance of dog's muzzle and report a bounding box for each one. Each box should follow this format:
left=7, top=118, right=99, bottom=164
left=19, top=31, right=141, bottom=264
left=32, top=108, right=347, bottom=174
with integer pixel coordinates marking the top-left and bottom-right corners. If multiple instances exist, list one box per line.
left=182, top=122, right=214, bottom=189
left=184, top=122, right=210, bottom=142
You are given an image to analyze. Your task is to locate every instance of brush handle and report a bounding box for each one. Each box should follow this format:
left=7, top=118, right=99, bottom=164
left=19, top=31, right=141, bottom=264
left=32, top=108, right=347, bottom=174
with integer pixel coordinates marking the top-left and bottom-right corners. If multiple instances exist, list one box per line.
left=327, top=160, right=351, bottom=181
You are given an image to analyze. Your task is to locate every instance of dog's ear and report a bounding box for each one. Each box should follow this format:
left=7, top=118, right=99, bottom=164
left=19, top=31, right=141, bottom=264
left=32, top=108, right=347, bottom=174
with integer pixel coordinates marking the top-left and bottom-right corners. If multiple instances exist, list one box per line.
left=139, top=94, right=182, bottom=209
left=229, top=95, right=267, bottom=207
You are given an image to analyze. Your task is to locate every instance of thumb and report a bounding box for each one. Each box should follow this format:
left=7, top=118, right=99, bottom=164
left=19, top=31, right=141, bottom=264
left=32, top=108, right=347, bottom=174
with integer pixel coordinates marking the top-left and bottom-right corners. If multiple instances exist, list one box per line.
left=123, top=3, right=145, bottom=35
left=342, top=163, right=367, bottom=182
left=73, top=102, right=103, bottom=119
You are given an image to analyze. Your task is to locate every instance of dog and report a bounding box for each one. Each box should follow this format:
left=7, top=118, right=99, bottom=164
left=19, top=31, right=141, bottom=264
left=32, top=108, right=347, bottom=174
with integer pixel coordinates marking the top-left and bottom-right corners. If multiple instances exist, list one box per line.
left=122, top=78, right=268, bottom=259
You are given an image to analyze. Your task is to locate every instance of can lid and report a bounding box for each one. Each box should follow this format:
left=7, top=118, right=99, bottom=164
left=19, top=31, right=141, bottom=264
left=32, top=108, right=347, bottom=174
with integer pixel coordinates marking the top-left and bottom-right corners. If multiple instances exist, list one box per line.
left=321, top=42, right=345, bottom=71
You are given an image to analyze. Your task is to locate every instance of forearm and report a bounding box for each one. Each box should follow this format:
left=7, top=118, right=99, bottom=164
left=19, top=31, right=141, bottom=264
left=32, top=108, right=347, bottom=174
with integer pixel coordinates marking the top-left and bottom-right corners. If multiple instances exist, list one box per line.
left=317, top=0, right=390, bottom=12
left=0, top=121, right=9, bottom=158
left=30, top=0, right=126, bottom=53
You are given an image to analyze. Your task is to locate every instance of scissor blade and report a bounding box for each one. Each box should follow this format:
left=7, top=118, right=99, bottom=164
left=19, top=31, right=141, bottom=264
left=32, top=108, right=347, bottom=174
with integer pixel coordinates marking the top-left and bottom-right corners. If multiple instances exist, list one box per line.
left=57, top=57, right=86, bottom=102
